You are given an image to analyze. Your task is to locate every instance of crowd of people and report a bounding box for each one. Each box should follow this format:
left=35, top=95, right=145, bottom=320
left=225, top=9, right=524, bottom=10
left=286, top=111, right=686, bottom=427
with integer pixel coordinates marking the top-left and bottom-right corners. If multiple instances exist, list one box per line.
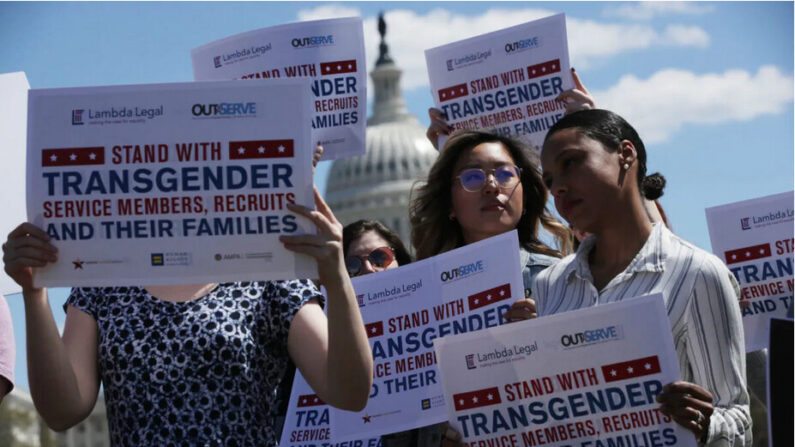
left=1, top=69, right=756, bottom=447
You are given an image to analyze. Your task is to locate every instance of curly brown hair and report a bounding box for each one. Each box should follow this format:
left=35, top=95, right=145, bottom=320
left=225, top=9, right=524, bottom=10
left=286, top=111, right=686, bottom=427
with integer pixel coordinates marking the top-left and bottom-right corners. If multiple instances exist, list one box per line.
left=410, top=130, right=572, bottom=260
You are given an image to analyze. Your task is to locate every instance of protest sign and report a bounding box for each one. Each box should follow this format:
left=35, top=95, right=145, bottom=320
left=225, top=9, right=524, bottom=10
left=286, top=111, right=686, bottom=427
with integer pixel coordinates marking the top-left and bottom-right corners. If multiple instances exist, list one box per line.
left=192, top=17, right=366, bottom=160
left=705, top=191, right=794, bottom=351
left=425, top=14, right=573, bottom=155
left=27, top=80, right=317, bottom=287
left=434, top=294, right=695, bottom=447
left=0, top=71, right=29, bottom=295
left=279, top=230, right=524, bottom=443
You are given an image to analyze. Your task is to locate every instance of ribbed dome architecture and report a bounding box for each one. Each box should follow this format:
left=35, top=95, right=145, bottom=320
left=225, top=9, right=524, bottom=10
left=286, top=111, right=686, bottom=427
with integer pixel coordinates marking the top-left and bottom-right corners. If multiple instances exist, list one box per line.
left=326, top=14, right=437, bottom=249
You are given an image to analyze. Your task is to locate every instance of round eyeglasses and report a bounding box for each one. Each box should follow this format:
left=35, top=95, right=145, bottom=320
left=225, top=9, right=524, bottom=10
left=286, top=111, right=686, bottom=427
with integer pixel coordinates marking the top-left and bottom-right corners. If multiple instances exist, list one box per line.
left=345, top=246, right=396, bottom=277
left=455, top=166, right=522, bottom=192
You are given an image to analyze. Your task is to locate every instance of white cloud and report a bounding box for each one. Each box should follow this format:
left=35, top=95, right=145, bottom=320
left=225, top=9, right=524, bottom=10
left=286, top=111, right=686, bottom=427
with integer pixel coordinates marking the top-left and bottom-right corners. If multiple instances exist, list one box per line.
left=603, top=2, right=715, bottom=21
left=297, top=6, right=711, bottom=91
left=594, top=66, right=794, bottom=144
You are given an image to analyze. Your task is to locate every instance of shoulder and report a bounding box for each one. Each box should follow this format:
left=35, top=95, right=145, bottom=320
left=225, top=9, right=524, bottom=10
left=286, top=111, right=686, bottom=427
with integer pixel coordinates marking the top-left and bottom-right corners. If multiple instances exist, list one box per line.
left=524, top=252, right=560, bottom=268
left=664, top=230, right=730, bottom=279
left=535, top=252, right=577, bottom=284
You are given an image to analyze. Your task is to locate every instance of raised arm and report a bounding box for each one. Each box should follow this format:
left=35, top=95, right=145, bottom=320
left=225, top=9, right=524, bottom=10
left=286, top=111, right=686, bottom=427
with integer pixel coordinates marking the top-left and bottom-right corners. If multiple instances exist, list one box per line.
left=2, top=223, right=100, bottom=430
left=280, top=188, right=373, bottom=411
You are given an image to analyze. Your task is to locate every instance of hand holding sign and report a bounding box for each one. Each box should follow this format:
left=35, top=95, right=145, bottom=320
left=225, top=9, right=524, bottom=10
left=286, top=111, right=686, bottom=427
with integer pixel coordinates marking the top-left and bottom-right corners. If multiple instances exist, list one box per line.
left=281, top=186, right=345, bottom=285
left=2, top=223, right=58, bottom=293
left=656, top=381, right=714, bottom=441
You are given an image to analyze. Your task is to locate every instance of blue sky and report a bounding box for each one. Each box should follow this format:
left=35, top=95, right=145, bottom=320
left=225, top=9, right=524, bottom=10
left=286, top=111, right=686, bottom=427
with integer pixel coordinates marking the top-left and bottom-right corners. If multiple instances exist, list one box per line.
left=0, top=2, right=792, bottom=392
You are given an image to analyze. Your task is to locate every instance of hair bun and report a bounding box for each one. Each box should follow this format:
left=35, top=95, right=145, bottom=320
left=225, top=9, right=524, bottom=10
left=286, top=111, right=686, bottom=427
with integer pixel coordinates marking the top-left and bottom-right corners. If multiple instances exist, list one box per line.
left=642, top=172, right=666, bottom=200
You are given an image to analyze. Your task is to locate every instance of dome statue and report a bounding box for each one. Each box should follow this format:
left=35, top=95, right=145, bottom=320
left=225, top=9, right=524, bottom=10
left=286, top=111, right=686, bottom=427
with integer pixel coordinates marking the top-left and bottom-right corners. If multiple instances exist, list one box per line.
left=326, top=13, right=437, bottom=249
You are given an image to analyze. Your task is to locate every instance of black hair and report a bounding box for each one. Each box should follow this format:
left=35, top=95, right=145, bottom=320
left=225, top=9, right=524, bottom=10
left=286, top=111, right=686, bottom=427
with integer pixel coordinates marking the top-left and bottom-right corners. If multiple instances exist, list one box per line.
left=342, top=220, right=412, bottom=268
left=641, top=172, right=666, bottom=200
left=544, top=109, right=647, bottom=191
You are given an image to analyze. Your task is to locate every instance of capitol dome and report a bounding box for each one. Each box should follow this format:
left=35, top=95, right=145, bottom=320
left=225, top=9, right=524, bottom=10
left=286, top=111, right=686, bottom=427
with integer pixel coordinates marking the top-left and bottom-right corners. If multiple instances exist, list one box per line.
left=326, top=15, right=437, bottom=249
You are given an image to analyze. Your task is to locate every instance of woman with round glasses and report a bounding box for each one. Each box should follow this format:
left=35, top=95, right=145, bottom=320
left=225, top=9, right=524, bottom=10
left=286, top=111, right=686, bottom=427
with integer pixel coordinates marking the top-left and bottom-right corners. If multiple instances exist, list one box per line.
left=411, top=130, right=572, bottom=304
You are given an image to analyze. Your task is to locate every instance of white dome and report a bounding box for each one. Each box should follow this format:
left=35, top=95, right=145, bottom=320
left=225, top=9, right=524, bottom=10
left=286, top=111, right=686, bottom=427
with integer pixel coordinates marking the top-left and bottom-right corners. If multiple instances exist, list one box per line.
left=325, top=16, right=437, bottom=249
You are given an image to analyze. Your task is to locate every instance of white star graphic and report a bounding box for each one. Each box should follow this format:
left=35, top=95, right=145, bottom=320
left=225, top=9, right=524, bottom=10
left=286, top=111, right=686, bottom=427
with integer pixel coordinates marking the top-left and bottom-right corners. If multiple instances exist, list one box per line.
left=325, top=66, right=331, bottom=72
left=627, top=366, right=634, bottom=374
left=532, top=69, right=537, bottom=75
left=278, top=145, right=285, bottom=153
left=89, top=153, right=96, bottom=160
left=760, top=249, right=765, bottom=254
left=472, top=396, right=478, bottom=403
left=337, top=65, right=342, bottom=70
left=69, top=154, right=77, bottom=161
left=441, top=92, right=446, bottom=98
left=348, top=63, right=353, bottom=69
left=238, top=147, right=246, bottom=154
left=50, top=154, right=57, bottom=162
left=460, top=88, right=465, bottom=93
left=610, top=369, right=617, bottom=376
left=542, top=66, right=547, bottom=72
left=486, top=294, right=492, bottom=301
left=644, top=363, right=652, bottom=370
left=732, top=254, right=737, bottom=260
left=473, top=299, right=479, bottom=305
left=258, top=146, right=265, bottom=154
left=458, top=399, right=464, bottom=406
left=487, top=394, right=494, bottom=400
left=745, top=251, right=751, bottom=257
left=313, top=397, right=319, bottom=403
left=371, top=327, right=377, bottom=333
left=499, top=290, right=505, bottom=296
left=552, top=64, right=557, bottom=69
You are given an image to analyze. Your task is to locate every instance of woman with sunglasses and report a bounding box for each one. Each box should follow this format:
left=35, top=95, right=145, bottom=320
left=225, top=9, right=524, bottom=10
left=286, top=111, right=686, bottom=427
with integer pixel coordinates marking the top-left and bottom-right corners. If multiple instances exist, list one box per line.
left=343, top=220, right=411, bottom=278
left=534, top=109, right=750, bottom=446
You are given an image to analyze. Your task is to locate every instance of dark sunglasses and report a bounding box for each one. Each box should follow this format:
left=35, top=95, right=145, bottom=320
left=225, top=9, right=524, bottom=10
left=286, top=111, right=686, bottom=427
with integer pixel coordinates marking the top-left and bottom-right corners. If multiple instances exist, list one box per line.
left=345, top=246, right=395, bottom=277
left=455, top=165, right=522, bottom=192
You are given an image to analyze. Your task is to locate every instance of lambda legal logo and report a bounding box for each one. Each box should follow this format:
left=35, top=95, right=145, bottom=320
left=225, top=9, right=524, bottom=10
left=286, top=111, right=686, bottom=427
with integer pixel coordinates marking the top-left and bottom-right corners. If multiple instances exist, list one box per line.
left=465, top=354, right=476, bottom=370
left=72, top=109, right=84, bottom=125
left=446, top=59, right=454, bottom=71
left=213, top=56, right=222, bottom=68
left=356, top=294, right=365, bottom=307
left=741, top=217, right=751, bottom=230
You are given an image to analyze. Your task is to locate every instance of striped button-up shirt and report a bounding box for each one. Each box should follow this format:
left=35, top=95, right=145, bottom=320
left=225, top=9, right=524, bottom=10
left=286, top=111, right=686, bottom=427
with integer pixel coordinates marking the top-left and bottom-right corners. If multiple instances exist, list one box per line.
left=533, top=223, right=751, bottom=446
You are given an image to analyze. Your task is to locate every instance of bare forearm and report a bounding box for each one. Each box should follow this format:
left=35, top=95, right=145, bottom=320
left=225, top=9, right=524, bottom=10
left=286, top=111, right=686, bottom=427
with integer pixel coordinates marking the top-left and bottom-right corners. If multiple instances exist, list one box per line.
left=324, top=268, right=373, bottom=411
left=24, top=289, right=93, bottom=430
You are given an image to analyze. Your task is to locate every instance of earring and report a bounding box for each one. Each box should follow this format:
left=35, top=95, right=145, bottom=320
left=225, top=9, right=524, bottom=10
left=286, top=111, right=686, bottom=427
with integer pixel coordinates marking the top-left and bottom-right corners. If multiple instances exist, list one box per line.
left=623, top=163, right=630, bottom=170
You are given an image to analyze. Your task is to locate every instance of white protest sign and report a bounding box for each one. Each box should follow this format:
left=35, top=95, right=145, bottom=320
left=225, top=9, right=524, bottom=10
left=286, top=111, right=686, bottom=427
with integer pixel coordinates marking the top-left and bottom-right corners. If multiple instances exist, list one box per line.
left=27, top=80, right=317, bottom=287
left=425, top=14, right=573, bottom=155
left=0, top=72, right=29, bottom=295
left=705, top=191, right=794, bottom=352
left=434, top=294, right=695, bottom=447
left=279, top=231, right=524, bottom=443
left=192, top=17, right=366, bottom=160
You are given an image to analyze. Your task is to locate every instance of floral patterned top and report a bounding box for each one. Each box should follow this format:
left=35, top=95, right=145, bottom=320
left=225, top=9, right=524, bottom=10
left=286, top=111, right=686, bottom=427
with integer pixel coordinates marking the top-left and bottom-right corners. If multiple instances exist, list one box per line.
left=65, top=280, right=320, bottom=447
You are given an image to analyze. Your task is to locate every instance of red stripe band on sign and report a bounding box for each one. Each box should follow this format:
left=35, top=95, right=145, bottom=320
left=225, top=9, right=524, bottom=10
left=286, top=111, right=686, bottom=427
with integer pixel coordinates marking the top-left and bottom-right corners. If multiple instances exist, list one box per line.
left=468, top=284, right=512, bottom=310
left=320, top=60, right=357, bottom=75
left=365, top=321, right=384, bottom=338
left=601, top=355, right=661, bottom=383
left=526, top=59, right=561, bottom=80
left=453, top=386, right=502, bottom=411
left=297, top=394, right=326, bottom=407
left=228, top=140, right=294, bottom=159
left=438, top=83, right=469, bottom=102
left=42, top=147, right=105, bottom=167
left=724, top=243, right=772, bottom=265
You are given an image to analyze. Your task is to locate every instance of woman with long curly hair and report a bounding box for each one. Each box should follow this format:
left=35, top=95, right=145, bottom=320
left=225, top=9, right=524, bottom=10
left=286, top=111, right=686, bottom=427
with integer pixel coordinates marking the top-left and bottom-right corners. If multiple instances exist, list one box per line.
left=411, top=130, right=572, bottom=303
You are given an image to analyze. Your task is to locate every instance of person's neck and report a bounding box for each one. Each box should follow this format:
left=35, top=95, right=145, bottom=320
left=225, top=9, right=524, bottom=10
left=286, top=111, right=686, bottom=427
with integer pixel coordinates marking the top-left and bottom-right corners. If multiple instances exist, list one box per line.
left=145, top=283, right=218, bottom=303
left=589, top=205, right=653, bottom=280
